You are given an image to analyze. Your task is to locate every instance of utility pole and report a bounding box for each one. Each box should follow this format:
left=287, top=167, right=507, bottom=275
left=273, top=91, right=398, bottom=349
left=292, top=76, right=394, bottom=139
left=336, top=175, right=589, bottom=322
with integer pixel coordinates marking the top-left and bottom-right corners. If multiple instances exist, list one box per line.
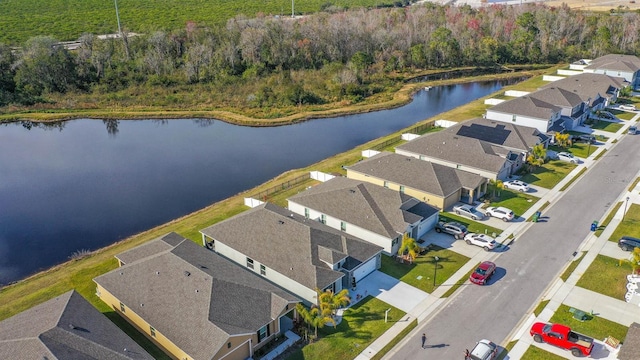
left=291, top=0, right=295, bottom=18
left=114, top=0, right=130, bottom=59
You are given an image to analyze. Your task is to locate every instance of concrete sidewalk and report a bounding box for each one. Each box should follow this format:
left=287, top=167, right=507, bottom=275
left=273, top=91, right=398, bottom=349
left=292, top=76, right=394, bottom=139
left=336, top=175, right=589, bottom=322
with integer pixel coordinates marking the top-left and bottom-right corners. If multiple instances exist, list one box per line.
left=354, top=112, right=640, bottom=360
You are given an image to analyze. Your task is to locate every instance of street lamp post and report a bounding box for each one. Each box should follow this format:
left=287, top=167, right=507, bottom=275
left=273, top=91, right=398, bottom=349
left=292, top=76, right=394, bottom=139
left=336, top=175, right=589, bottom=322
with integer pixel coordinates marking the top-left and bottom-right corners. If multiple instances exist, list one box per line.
left=114, top=0, right=122, bottom=36
left=624, top=196, right=630, bottom=219
left=433, top=256, right=440, bottom=287
left=291, top=0, right=295, bottom=17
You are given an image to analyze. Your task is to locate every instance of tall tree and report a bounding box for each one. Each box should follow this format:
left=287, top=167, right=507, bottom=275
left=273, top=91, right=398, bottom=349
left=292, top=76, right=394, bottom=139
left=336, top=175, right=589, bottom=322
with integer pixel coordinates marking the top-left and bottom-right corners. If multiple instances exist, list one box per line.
left=398, top=233, right=421, bottom=263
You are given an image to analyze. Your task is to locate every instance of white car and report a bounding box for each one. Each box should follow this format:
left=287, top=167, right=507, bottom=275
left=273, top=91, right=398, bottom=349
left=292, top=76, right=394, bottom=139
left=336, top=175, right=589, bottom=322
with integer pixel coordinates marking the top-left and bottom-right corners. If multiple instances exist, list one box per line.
left=453, top=204, right=485, bottom=220
left=485, top=206, right=515, bottom=222
left=469, top=339, right=499, bottom=360
left=464, top=233, right=497, bottom=251
left=619, top=104, right=637, bottom=111
left=557, top=152, right=579, bottom=164
left=502, top=180, right=529, bottom=192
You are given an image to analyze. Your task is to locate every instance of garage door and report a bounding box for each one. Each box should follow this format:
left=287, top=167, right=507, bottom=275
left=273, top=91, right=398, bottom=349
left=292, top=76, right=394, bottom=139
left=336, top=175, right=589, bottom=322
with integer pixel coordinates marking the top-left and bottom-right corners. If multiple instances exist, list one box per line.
left=416, top=214, right=439, bottom=239
left=353, top=257, right=377, bottom=282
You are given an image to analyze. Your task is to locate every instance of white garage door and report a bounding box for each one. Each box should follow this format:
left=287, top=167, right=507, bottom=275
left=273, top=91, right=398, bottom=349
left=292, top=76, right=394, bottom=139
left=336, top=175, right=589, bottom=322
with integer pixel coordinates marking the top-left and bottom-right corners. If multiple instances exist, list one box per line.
left=416, top=214, right=439, bottom=239
left=353, top=257, right=377, bottom=282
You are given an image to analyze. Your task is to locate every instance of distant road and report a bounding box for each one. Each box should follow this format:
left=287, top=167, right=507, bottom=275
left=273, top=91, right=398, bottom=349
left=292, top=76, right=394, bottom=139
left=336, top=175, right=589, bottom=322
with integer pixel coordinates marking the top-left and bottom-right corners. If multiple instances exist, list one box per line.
left=389, top=135, right=640, bottom=359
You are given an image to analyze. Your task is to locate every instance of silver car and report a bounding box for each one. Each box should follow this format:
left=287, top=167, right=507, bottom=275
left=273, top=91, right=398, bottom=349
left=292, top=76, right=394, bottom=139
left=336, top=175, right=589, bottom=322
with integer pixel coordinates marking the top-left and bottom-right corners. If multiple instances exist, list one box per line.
left=557, top=152, right=579, bottom=164
left=453, top=204, right=485, bottom=220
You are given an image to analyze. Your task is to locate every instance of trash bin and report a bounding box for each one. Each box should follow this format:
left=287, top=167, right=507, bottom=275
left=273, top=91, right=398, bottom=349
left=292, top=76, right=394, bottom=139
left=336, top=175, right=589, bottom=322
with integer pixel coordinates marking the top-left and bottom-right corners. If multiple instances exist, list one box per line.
left=591, top=221, right=598, bottom=232
left=532, top=211, right=540, bottom=222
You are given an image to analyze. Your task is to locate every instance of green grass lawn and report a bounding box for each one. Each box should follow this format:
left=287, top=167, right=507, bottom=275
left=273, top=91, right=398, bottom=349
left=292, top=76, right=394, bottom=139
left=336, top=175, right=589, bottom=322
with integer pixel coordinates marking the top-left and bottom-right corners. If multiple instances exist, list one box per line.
left=380, top=246, right=470, bottom=293
left=608, top=203, right=640, bottom=242
left=439, top=213, right=503, bottom=237
left=286, top=296, right=405, bottom=360
left=482, top=189, right=539, bottom=218
left=607, top=110, right=636, bottom=121
left=560, top=252, right=584, bottom=282
left=596, top=202, right=623, bottom=237
left=575, top=254, right=633, bottom=301
left=520, top=345, right=568, bottom=360
left=588, top=119, right=625, bottom=132
left=519, top=160, right=577, bottom=189
left=548, top=144, right=597, bottom=159
left=549, top=304, right=628, bottom=342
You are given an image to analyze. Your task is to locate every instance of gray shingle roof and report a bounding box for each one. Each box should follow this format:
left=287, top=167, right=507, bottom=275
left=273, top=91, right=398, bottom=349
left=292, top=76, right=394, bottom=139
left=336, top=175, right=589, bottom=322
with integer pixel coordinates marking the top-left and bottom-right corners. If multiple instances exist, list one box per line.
left=395, top=131, right=510, bottom=173
left=451, top=118, right=547, bottom=151
left=288, top=177, right=437, bottom=238
left=488, top=95, right=561, bottom=120
left=0, top=290, right=154, bottom=360
left=200, top=203, right=382, bottom=291
left=94, top=234, right=299, bottom=360
left=618, top=322, right=640, bottom=360
left=540, top=73, right=626, bottom=105
left=347, top=152, right=485, bottom=198
left=585, top=54, right=640, bottom=73
left=529, top=87, right=584, bottom=108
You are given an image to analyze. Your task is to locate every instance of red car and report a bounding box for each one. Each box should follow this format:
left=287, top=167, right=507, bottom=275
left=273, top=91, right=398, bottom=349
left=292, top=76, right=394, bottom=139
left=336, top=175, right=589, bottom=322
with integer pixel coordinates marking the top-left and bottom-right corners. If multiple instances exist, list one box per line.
left=470, top=261, right=496, bottom=285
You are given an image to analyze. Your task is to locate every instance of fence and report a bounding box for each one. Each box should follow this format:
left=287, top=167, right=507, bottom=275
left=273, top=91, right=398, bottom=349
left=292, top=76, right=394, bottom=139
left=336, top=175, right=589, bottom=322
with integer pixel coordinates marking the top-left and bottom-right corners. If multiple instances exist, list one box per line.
left=252, top=173, right=310, bottom=201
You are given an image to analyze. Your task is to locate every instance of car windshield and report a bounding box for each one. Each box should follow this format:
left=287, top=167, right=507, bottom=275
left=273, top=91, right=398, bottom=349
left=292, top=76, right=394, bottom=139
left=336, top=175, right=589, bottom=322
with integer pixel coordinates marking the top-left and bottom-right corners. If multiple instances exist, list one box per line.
left=475, top=267, right=487, bottom=276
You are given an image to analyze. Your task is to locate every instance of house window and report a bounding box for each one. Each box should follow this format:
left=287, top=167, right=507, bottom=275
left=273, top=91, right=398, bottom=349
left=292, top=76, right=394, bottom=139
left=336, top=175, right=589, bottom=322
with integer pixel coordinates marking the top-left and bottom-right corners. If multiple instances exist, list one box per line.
left=246, top=257, right=254, bottom=269
left=304, top=208, right=309, bottom=219
left=383, top=181, right=389, bottom=188
left=399, top=185, right=405, bottom=193
left=150, top=326, right=156, bottom=338
left=341, top=221, right=347, bottom=231
left=258, top=325, right=270, bottom=343
left=119, top=302, right=125, bottom=313
left=320, top=214, right=326, bottom=224
left=260, top=264, right=266, bottom=275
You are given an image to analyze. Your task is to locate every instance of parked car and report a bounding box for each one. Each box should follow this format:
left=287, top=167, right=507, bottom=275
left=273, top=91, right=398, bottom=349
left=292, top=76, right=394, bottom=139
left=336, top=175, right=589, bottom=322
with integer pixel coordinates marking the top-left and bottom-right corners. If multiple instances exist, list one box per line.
left=434, top=221, right=468, bottom=239
left=619, top=104, right=637, bottom=111
left=629, top=126, right=638, bottom=135
left=464, top=233, right=497, bottom=251
left=570, top=134, right=596, bottom=144
left=530, top=322, right=594, bottom=357
left=485, top=206, right=515, bottom=222
left=453, top=204, right=485, bottom=220
left=470, top=261, right=496, bottom=285
left=618, top=236, right=640, bottom=251
left=502, top=180, right=529, bottom=192
left=557, top=152, right=579, bottom=164
left=468, top=339, right=499, bottom=360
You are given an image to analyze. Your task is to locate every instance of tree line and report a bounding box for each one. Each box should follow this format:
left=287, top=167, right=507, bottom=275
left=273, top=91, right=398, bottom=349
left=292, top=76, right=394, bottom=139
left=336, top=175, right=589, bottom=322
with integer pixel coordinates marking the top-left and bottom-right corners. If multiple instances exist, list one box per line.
left=1, top=4, right=639, bottom=109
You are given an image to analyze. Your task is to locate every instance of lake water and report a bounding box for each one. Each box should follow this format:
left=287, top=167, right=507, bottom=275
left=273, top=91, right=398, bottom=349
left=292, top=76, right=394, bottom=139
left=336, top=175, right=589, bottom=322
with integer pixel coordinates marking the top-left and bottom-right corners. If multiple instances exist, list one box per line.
left=0, top=79, right=518, bottom=284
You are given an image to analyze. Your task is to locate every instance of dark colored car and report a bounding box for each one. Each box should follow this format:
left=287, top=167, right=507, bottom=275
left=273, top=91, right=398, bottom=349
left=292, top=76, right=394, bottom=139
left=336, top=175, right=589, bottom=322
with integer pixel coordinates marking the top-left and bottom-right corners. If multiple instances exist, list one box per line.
left=571, top=134, right=596, bottom=144
left=470, top=261, right=496, bottom=285
left=618, top=236, right=640, bottom=251
left=434, top=221, right=468, bottom=239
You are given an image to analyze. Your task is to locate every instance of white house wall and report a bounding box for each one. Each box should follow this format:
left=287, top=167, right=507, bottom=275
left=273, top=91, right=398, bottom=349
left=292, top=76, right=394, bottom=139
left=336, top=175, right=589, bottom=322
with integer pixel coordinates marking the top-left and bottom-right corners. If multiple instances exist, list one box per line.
left=485, top=110, right=554, bottom=133
left=210, top=239, right=319, bottom=304
left=287, top=201, right=397, bottom=254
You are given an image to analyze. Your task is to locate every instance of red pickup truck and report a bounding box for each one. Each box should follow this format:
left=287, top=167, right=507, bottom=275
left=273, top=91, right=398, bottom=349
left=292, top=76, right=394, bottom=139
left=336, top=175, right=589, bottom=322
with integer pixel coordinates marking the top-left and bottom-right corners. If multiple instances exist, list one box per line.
left=530, top=322, right=594, bottom=357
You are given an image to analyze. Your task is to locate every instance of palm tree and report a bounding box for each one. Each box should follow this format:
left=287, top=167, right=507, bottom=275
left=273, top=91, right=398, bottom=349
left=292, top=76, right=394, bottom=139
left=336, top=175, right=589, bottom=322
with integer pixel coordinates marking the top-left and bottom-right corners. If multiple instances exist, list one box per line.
left=296, top=302, right=335, bottom=338
left=488, top=179, right=504, bottom=199
left=398, top=233, right=420, bottom=263
left=526, top=144, right=547, bottom=171
left=619, top=248, right=640, bottom=274
left=317, top=288, right=351, bottom=318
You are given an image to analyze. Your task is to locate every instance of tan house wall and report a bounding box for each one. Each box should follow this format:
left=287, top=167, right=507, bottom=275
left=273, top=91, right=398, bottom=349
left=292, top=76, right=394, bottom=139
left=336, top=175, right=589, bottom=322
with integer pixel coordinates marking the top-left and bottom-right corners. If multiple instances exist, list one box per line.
left=214, top=336, right=252, bottom=360
left=347, top=170, right=449, bottom=209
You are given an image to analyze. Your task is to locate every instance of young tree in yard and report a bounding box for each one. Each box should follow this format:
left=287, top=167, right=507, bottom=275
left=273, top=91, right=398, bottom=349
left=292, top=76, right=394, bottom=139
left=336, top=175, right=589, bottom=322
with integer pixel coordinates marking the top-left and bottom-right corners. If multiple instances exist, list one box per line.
left=555, top=133, right=572, bottom=149
left=398, top=233, right=421, bottom=263
left=317, top=288, right=351, bottom=319
left=489, top=179, right=504, bottom=199
left=620, top=86, right=632, bottom=98
left=526, top=144, right=547, bottom=171
left=296, top=303, right=332, bottom=339
left=619, top=248, right=640, bottom=274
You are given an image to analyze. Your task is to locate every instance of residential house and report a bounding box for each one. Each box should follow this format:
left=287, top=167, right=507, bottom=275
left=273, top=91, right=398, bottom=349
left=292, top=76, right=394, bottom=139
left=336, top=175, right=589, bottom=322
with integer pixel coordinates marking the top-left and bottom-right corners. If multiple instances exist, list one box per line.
left=200, top=203, right=383, bottom=304
left=582, top=54, right=640, bottom=90
left=524, top=87, right=589, bottom=130
left=396, top=118, right=548, bottom=180
left=287, top=177, right=439, bottom=255
left=485, top=94, right=563, bottom=133
left=0, top=290, right=154, bottom=360
left=540, top=73, right=625, bottom=111
left=618, top=322, right=640, bottom=360
left=94, top=232, right=300, bottom=360
left=346, top=151, right=487, bottom=209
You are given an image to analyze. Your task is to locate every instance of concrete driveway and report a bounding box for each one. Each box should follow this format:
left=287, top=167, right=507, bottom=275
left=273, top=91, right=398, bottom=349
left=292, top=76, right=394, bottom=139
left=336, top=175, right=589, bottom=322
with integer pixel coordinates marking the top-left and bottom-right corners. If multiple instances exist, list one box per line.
left=353, top=271, right=429, bottom=313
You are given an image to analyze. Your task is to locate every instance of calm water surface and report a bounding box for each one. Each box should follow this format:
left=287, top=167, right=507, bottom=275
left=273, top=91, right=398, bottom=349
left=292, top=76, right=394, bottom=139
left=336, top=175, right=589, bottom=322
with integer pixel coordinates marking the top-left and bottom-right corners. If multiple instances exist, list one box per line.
left=0, top=79, right=516, bottom=284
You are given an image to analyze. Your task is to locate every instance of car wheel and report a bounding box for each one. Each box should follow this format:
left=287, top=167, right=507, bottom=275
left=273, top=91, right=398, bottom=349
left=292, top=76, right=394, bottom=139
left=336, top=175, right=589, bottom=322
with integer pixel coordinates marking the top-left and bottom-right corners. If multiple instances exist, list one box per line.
left=472, top=216, right=477, bottom=220
left=519, top=189, right=524, bottom=192
left=533, top=334, right=543, bottom=343
left=504, top=185, right=509, bottom=189
left=435, top=228, right=442, bottom=233
left=483, top=246, right=490, bottom=251
left=571, top=348, right=581, bottom=357
left=624, top=245, right=632, bottom=251
left=466, top=240, right=472, bottom=245
left=456, top=211, right=461, bottom=215
left=486, top=212, right=492, bottom=217
left=502, top=217, right=509, bottom=222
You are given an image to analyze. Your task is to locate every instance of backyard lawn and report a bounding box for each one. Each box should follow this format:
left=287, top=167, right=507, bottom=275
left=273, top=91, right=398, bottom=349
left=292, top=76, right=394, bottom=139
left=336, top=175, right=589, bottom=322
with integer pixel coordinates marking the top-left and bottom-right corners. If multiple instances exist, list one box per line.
left=575, top=254, right=633, bottom=301
left=608, top=203, right=640, bottom=242
left=549, top=304, right=628, bottom=343
left=287, top=296, right=405, bottom=360
left=482, top=189, right=539, bottom=219
left=519, top=160, right=577, bottom=189
left=439, top=213, right=503, bottom=237
left=380, top=246, right=470, bottom=293
left=608, top=109, right=636, bottom=121
left=520, top=345, right=566, bottom=360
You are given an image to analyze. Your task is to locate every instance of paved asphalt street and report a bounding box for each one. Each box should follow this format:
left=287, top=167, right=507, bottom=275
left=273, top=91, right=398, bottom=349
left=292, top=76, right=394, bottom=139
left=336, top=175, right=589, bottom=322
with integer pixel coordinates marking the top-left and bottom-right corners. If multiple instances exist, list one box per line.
left=388, top=135, right=640, bottom=359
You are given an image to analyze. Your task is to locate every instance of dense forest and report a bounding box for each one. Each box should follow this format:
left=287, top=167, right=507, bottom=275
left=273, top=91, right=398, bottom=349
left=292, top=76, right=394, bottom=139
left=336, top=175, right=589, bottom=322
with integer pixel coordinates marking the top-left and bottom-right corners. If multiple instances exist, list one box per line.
left=1, top=3, right=639, bottom=113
